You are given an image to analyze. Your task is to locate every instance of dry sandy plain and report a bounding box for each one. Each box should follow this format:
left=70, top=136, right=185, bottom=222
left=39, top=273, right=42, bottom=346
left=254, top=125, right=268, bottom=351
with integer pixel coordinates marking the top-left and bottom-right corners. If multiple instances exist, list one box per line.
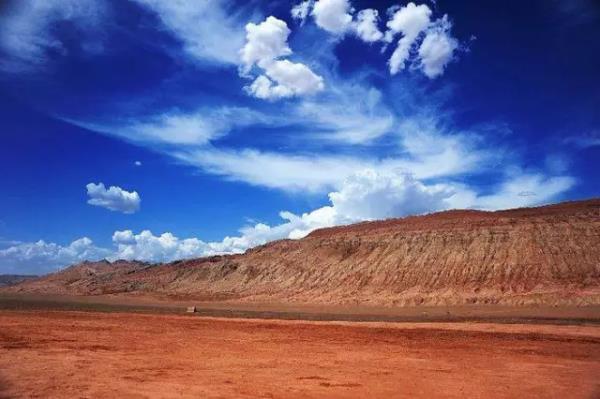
left=0, top=302, right=599, bottom=398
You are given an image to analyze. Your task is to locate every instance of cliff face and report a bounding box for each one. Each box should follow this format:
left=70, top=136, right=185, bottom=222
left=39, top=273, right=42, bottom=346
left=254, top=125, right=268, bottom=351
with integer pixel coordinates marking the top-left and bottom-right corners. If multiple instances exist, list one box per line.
left=5, top=199, right=600, bottom=306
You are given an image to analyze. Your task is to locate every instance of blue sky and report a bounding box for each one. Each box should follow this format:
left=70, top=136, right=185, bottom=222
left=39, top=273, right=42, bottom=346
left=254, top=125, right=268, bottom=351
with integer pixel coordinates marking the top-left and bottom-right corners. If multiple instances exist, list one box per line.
left=0, top=0, right=599, bottom=274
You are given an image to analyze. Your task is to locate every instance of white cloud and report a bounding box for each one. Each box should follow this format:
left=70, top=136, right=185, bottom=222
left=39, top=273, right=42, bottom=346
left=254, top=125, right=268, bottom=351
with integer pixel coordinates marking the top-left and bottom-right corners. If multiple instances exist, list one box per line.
left=263, top=59, right=324, bottom=95
left=394, top=118, right=489, bottom=179
left=86, top=183, right=141, bottom=214
left=354, top=9, right=384, bottom=43
left=0, top=0, right=106, bottom=72
left=564, top=131, right=600, bottom=148
left=296, top=84, right=394, bottom=144
left=312, top=0, right=354, bottom=35
left=246, top=60, right=324, bottom=100
left=0, top=237, right=110, bottom=275
left=418, top=16, right=459, bottom=78
left=75, top=79, right=391, bottom=147
left=469, top=172, right=576, bottom=210
left=240, top=16, right=324, bottom=100
left=174, top=148, right=366, bottom=192
left=380, top=3, right=460, bottom=78
left=131, top=0, right=246, bottom=65
left=134, top=161, right=142, bottom=166
left=73, top=79, right=392, bottom=149
left=385, top=2, right=432, bottom=74
left=246, top=75, right=278, bottom=99
left=170, top=114, right=492, bottom=193
left=327, top=169, right=453, bottom=221
left=287, top=0, right=458, bottom=77
left=111, top=230, right=209, bottom=263
left=240, top=16, right=292, bottom=72
left=75, top=102, right=491, bottom=195
left=385, top=3, right=432, bottom=43
left=291, top=0, right=314, bottom=25
left=70, top=107, right=273, bottom=146
left=129, top=112, right=226, bottom=145
left=300, top=0, right=384, bottom=43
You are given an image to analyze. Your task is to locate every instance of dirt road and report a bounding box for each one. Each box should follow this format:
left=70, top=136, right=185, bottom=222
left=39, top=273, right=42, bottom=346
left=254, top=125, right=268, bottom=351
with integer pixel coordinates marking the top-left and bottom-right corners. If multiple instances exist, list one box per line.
left=0, top=311, right=599, bottom=398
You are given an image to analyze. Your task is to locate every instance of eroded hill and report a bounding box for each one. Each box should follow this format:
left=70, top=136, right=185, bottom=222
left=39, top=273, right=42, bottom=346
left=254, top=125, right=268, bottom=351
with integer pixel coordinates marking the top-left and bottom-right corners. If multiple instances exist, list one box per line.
left=4, top=199, right=600, bottom=306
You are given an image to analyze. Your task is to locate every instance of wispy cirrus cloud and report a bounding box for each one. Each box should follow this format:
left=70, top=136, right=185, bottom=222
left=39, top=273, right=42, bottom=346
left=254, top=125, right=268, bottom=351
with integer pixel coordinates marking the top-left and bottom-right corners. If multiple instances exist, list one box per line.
left=467, top=172, right=576, bottom=210
left=563, top=131, right=600, bottom=148
left=69, top=106, right=278, bottom=146
left=0, top=0, right=107, bottom=72
left=174, top=147, right=367, bottom=192
left=295, top=83, right=394, bottom=144
left=130, top=0, right=249, bottom=66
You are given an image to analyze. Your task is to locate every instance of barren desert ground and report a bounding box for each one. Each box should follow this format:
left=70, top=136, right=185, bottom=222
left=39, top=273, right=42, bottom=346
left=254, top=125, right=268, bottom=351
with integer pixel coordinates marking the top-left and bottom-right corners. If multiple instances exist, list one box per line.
left=1, top=309, right=599, bottom=398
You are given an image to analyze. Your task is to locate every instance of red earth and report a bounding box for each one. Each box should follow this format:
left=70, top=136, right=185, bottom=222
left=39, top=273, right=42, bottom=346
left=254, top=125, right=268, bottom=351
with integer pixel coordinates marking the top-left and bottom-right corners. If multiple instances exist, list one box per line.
left=1, top=310, right=599, bottom=398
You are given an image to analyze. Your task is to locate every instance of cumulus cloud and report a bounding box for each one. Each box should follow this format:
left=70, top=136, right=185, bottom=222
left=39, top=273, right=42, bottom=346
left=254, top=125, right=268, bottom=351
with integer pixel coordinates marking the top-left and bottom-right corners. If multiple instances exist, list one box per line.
left=294, top=0, right=383, bottom=43
left=110, top=224, right=296, bottom=262
left=385, top=3, right=432, bottom=43
left=240, top=16, right=292, bottom=72
left=385, top=2, right=432, bottom=74
left=354, top=9, right=384, bottom=43
left=240, top=16, right=324, bottom=100
left=86, top=183, right=141, bottom=214
left=384, top=3, right=459, bottom=78
left=312, top=0, right=354, bottom=34
left=291, top=0, right=314, bottom=25
left=328, top=169, right=453, bottom=221
left=0, top=237, right=110, bottom=275
left=246, top=60, right=325, bottom=100
left=417, top=16, right=459, bottom=78
left=288, top=1, right=457, bottom=77
left=0, top=0, right=106, bottom=72
left=111, top=230, right=209, bottom=263
left=130, top=0, right=246, bottom=65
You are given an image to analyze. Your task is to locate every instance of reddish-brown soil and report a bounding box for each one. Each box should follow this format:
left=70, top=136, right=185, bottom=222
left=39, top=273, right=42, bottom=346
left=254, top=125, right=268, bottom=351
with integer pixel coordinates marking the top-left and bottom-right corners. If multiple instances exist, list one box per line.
left=5, top=199, right=600, bottom=307
left=1, top=310, right=599, bottom=398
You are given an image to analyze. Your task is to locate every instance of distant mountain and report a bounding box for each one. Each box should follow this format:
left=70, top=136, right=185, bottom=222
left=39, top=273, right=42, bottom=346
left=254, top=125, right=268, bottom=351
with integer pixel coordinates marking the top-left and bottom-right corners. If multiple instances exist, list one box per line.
left=4, top=199, right=600, bottom=307
left=0, top=275, right=38, bottom=288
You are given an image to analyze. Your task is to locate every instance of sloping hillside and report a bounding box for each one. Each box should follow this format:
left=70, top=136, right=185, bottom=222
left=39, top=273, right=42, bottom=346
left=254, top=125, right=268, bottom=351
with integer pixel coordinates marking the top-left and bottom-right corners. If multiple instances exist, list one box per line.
left=5, top=199, right=600, bottom=306
left=0, top=275, right=37, bottom=288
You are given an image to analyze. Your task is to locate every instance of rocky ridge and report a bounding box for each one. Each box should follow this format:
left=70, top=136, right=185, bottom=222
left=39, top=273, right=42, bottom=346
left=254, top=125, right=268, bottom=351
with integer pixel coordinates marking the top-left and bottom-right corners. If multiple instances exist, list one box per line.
left=4, top=199, right=600, bottom=306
